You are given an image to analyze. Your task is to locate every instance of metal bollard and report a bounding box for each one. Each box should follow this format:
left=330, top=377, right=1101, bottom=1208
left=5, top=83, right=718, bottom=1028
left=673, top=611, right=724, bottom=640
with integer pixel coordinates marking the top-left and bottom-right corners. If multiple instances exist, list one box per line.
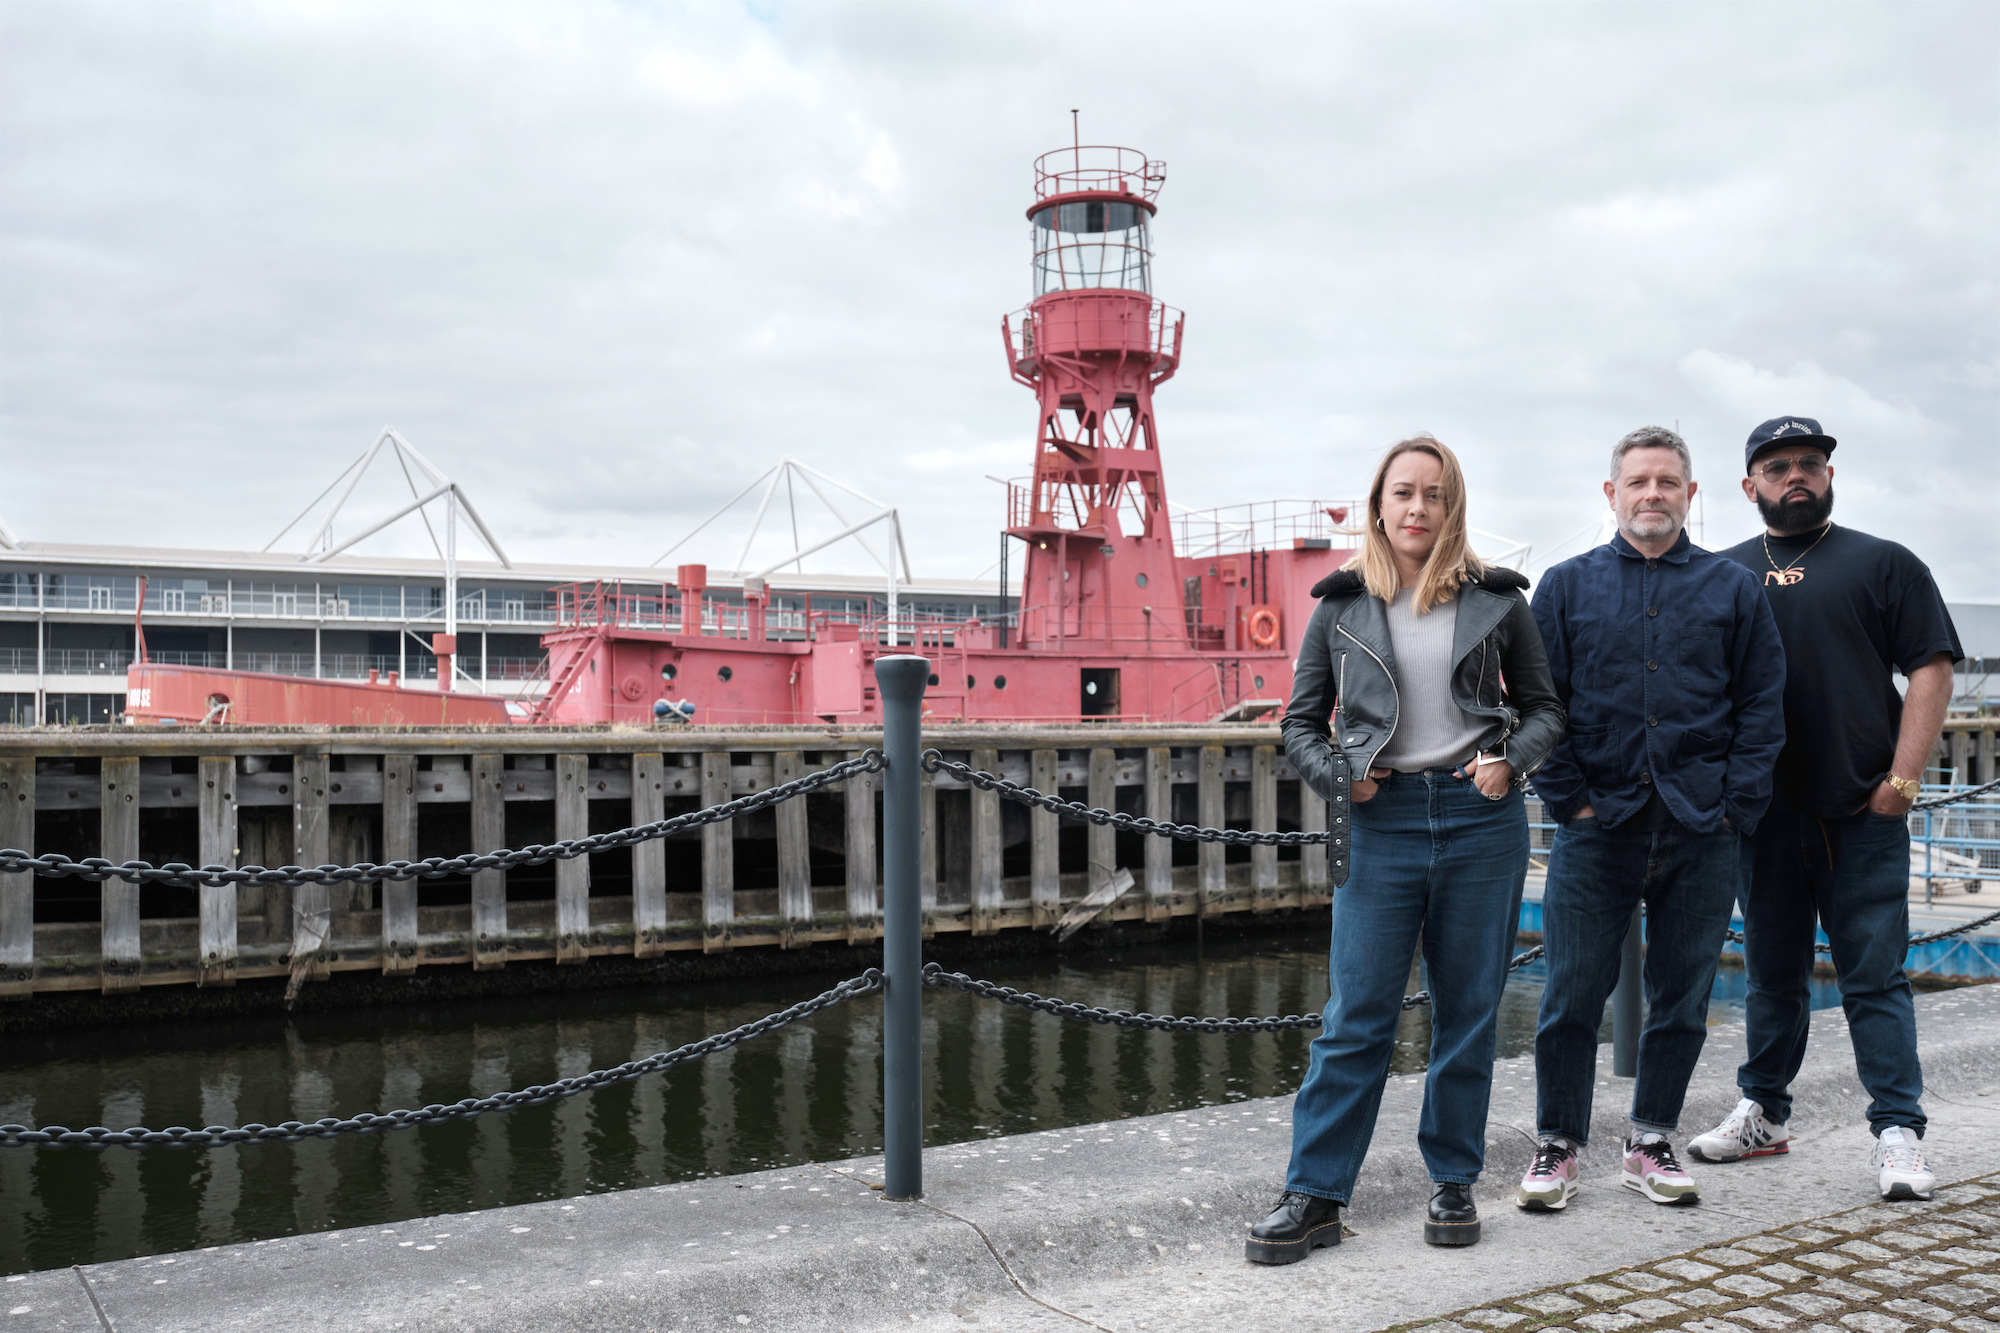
left=1610, top=903, right=1644, bottom=1078
left=875, top=653, right=930, bottom=1201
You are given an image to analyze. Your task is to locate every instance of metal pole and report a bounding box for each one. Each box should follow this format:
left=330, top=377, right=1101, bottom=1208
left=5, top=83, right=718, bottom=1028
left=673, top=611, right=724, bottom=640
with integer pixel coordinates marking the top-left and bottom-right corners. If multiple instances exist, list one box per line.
left=875, top=652, right=930, bottom=1201
left=1610, top=903, right=1643, bottom=1079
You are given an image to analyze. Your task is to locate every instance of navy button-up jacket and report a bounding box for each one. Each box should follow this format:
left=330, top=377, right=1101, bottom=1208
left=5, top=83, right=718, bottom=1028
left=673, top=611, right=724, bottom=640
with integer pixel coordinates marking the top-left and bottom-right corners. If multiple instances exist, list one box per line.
left=1529, top=530, right=1786, bottom=834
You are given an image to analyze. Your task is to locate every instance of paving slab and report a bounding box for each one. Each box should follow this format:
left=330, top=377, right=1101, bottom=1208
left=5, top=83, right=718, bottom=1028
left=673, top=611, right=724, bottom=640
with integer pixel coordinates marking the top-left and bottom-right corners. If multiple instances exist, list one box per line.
left=1, top=1266, right=104, bottom=1331
left=45, top=980, right=2000, bottom=1333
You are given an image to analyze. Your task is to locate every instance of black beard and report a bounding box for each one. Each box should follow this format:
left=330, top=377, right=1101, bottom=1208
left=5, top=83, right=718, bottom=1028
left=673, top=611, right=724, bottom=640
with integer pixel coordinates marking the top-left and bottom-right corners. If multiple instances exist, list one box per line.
left=1757, top=483, right=1834, bottom=534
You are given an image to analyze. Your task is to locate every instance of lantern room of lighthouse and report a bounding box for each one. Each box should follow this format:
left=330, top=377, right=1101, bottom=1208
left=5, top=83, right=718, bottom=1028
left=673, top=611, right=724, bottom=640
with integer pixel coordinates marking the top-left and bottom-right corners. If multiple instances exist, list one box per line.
left=1002, top=142, right=1186, bottom=669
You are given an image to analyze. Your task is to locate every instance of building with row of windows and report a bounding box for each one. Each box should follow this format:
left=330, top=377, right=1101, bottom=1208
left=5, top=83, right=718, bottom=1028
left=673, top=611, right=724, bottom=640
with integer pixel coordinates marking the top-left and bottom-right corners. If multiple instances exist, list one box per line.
left=0, top=539, right=1011, bottom=726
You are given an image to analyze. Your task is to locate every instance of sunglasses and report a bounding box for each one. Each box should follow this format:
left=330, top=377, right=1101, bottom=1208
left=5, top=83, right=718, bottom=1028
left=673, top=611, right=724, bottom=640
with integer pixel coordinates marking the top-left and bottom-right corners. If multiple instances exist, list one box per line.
left=1754, top=455, right=1828, bottom=482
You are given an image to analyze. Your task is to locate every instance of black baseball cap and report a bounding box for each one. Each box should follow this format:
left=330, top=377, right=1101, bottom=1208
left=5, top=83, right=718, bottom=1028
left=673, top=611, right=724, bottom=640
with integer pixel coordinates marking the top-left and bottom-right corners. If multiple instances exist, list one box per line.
left=1744, top=416, right=1837, bottom=472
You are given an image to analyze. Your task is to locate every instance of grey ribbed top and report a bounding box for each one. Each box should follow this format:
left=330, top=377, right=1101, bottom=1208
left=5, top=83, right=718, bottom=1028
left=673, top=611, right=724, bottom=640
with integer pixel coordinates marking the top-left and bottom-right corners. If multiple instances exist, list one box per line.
left=1375, top=590, right=1486, bottom=772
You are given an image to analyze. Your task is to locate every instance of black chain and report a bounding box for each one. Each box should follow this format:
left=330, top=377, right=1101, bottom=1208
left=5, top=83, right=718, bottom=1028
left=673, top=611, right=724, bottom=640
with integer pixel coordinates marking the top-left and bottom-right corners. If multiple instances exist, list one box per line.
left=1722, top=905, right=2000, bottom=956
left=0, top=750, right=883, bottom=889
left=922, top=751, right=1337, bottom=845
left=926, top=948, right=1549, bottom=1023
left=1911, top=777, right=2000, bottom=811
left=0, top=969, right=883, bottom=1150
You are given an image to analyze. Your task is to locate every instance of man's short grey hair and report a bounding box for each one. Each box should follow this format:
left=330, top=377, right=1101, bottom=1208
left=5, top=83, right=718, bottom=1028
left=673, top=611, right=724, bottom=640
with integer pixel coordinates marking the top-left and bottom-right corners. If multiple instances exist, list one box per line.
left=1610, top=426, right=1693, bottom=481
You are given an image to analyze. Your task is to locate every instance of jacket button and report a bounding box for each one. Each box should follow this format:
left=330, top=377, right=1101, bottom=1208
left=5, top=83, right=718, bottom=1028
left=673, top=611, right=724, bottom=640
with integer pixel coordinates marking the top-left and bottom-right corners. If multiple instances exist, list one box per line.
left=1640, top=771, right=1653, bottom=785
left=1647, top=560, right=1658, bottom=571
left=1646, top=607, right=1658, bottom=617
left=1647, top=661, right=1658, bottom=671
left=1648, top=716, right=1658, bottom=726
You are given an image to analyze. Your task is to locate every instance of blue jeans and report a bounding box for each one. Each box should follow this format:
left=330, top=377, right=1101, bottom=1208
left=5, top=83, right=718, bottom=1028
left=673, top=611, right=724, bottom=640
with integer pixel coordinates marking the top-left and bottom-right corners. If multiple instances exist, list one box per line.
left=1738, top=808, right=1924, bottom=1137
left=1285, top=769, right=1529, bottom=1203
left=1535, top=816, right=1746, bottom=1143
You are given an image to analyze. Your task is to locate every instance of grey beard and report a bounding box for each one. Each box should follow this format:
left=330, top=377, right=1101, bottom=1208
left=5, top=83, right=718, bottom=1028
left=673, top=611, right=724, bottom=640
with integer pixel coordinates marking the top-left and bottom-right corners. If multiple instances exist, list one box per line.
left=1757, top=484, right=1835, bottom=534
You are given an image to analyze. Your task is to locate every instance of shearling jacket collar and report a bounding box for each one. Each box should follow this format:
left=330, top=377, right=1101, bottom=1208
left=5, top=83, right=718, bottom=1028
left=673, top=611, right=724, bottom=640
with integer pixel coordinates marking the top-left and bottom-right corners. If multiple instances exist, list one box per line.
left=1308, top=567, right=1531, bottom=599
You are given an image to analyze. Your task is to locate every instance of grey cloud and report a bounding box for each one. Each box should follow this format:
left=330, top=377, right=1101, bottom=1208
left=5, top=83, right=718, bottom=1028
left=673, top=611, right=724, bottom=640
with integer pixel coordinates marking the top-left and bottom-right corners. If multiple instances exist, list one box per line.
left=2, top=1, right=1993, bottom=598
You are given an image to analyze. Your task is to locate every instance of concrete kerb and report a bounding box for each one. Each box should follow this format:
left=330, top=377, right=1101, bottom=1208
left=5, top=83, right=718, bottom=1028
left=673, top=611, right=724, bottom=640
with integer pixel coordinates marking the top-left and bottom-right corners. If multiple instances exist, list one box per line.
left=39, top=984, right=2000, bottom=1333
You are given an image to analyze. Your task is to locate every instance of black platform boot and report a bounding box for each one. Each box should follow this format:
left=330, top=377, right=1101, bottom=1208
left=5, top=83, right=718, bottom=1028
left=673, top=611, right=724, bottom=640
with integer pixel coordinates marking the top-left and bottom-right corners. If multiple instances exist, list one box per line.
left=1245, top=1190, right=1343, bottom=1265
left=1425, top=1182, right=1481, bottom=1246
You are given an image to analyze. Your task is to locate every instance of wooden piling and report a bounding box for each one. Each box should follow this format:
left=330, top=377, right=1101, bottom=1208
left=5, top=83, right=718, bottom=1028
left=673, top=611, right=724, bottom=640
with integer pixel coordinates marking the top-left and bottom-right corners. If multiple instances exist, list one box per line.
left=197, top=755, right=237, bottom=987
left=631, top=752, right=667, bottom=958
left=775, top=751, right=812, bottom=948
left=843, top=753, right=876, bottom=944
left=1143, top=747, right=1172, bottom=923
left=919, top=763, right=938, bottom=936
left=470, top=754, right=506, bottom=971
left=380, top=753, right=419, bottom=976
left=100, top=756, right=141, bottom=994
left=1251, top=744, right=1278, bottom=911
left=970, top=746, right=1002, bottom=935
left=554, top=754, right=592, bottom=962
left=1299, top=778, right=1329, bottom=897
left=1198, top=744, right=1225, bottom=915
left=291, top=753, right=332, bottom=982
left=1029, top=748, right=1059, bottom=928
left=699, top=752, right=732, bottom=953
left=1087, top=747, right=1118, bottom=908
left=0, top=757, right=32, bottom=999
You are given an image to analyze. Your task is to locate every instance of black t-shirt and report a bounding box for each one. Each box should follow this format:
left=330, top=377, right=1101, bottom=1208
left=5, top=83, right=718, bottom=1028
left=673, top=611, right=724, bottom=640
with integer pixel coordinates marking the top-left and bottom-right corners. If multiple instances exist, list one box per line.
left=1721, top=524, right=1961, bottom=817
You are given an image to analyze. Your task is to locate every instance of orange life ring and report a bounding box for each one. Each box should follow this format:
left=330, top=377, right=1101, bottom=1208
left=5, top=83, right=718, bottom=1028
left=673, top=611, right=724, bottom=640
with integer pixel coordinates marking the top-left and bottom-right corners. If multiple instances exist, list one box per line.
left=1247, top=607, right=1280, bottom=649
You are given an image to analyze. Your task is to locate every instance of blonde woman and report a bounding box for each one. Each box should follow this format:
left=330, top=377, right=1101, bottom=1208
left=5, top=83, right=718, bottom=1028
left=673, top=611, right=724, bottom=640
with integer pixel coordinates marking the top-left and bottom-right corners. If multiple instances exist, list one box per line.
left=1247, top=435, right=1565, bottom=1262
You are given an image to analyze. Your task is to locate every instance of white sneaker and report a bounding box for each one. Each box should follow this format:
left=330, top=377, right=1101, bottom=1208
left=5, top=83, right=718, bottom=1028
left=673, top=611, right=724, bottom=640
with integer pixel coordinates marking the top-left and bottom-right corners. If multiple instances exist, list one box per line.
left=1688, top=1098, right=1791, bottom=1163
left=1873, top=1126, right=1935, bottom=1201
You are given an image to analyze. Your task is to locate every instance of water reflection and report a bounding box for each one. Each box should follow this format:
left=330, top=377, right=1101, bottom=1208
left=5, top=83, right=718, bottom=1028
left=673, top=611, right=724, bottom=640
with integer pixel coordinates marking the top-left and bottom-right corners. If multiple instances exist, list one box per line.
left=0, top=938, right=1841, bottom=1273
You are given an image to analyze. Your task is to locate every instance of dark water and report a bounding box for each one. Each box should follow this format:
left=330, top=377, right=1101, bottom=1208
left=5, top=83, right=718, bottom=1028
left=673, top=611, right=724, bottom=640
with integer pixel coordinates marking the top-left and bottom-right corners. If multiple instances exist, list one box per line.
left=0, top=937, right=1843, bottom=1274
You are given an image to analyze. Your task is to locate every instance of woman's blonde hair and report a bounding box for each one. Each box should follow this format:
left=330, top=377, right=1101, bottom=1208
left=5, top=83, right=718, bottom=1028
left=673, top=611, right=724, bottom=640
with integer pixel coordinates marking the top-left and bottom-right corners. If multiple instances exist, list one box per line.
left=1344, top=433, right=1486, bottom=613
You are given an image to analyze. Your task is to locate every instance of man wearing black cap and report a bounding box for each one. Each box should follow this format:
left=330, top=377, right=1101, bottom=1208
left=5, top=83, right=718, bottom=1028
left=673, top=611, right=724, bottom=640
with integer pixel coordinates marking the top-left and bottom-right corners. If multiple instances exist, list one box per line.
left=1689, top=416, right=1961, bottom=1201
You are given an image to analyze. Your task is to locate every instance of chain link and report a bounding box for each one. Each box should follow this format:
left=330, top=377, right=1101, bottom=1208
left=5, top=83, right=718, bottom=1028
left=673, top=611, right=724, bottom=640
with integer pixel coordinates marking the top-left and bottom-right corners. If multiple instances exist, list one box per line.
left=0, top=750, right=883, bottom=889
left=1722, top=905, right=2000, bottom=956
left=1911, top=777, right=2000, bottom=811
left=0, top=969, right=883, bottom=1150
left=926, top=948, right=1549, bottom=1023
left=922, top=751, right=1337, bottom=845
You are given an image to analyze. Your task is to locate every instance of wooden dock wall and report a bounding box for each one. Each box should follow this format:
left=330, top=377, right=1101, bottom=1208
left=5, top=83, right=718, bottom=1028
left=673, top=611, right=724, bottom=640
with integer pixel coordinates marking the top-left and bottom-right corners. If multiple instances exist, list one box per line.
left=4, top=718, right=1994, bottom=999
left=0, top=724, right=1335, bottom=997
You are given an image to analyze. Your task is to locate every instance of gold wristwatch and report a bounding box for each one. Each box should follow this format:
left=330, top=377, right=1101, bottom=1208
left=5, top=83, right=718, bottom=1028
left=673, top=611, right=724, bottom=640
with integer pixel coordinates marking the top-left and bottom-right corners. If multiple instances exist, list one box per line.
left=1886, top=774, right=1922, bottom=801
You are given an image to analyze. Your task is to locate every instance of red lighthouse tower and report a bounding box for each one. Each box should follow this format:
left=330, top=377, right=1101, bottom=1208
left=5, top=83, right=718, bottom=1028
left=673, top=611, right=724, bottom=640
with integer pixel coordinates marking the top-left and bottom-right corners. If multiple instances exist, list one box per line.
left=1002, top=140, right=1187, bottom=708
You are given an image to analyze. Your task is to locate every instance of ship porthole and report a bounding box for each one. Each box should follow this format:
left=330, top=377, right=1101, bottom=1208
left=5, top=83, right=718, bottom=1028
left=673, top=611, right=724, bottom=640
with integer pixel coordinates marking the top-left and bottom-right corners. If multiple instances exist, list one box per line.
left=928, top=673, right=939, bottom=686
left=1254, top=675, right=1265, bottom=690
left=994, top=675, right=1007, bottom=689
left=661, top=663, right=677, bottom=683
left=1135, top=572, right=1148, bottom=588
left=967, top=676, right=976, bottom=689
left=717, top=665, right=733, bottom=682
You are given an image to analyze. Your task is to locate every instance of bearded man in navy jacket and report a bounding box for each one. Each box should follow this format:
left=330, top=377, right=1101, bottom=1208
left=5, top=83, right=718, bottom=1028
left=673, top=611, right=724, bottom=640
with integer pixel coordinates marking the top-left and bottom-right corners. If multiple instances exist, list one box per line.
left=1513, top=426, right=1786, bottom=1215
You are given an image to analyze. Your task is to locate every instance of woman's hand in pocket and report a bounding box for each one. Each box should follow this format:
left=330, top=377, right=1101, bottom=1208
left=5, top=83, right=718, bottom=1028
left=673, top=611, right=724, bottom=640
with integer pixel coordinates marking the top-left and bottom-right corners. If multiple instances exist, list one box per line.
left=1351, top=767, right=1392, bottom=802
left=1472, top=758, right=1514, bottom=799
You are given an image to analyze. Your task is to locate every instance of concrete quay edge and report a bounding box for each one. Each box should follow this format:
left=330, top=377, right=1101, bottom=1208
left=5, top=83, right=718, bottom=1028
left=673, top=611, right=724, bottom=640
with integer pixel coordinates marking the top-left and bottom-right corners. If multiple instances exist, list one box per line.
left=25, top=982, right=2000, bottom=1333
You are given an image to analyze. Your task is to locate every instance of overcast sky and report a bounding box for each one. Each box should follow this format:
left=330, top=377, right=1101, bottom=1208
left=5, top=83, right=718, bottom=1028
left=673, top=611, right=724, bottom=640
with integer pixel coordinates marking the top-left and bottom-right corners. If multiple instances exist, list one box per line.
left=2, top=1, right=1994, bottom=599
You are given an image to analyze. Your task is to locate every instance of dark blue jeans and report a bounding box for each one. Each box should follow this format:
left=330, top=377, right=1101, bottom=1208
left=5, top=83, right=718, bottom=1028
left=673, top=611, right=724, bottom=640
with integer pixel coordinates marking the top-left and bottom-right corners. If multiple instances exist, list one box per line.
left=1535, top=816, right=1747, bottom=1143
left=1739, top=808, right=1924, bottom=1137
left=1285, top=769, right=1529, bottom=1203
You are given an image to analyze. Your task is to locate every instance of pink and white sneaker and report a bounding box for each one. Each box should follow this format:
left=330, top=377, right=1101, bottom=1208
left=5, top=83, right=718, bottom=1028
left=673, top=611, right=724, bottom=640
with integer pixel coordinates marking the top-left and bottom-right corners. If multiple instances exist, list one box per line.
left=1517, top=1137, right=1581, bottom=1211
left=1623, top=1134, right=1700, bottom=1204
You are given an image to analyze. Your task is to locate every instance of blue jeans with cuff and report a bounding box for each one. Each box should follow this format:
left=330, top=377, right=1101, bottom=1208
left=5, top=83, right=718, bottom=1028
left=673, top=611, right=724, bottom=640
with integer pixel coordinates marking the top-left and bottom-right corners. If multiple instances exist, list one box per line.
left=1534, top=814, right=1747, bottom=1144
left=1738, top=807, right=1924, bottom=1138
left=1285, top=769, right=1529, bottom=1203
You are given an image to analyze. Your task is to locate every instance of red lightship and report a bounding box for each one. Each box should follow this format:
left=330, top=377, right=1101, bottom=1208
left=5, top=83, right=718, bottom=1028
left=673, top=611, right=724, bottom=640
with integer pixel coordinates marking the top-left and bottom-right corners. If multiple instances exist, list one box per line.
left=531, top=139, right=1357, bottom=727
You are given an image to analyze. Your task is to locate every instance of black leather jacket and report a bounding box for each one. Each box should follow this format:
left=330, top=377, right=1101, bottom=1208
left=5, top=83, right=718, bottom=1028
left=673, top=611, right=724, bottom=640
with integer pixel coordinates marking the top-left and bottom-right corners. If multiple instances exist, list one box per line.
left=1282, top=568, right=1567, bottom=818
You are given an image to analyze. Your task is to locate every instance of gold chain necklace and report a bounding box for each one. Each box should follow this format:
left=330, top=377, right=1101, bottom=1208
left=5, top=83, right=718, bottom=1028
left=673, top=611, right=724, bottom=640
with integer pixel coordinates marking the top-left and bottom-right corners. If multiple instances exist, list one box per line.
left=1761, top=523, right=1832, bottom=586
